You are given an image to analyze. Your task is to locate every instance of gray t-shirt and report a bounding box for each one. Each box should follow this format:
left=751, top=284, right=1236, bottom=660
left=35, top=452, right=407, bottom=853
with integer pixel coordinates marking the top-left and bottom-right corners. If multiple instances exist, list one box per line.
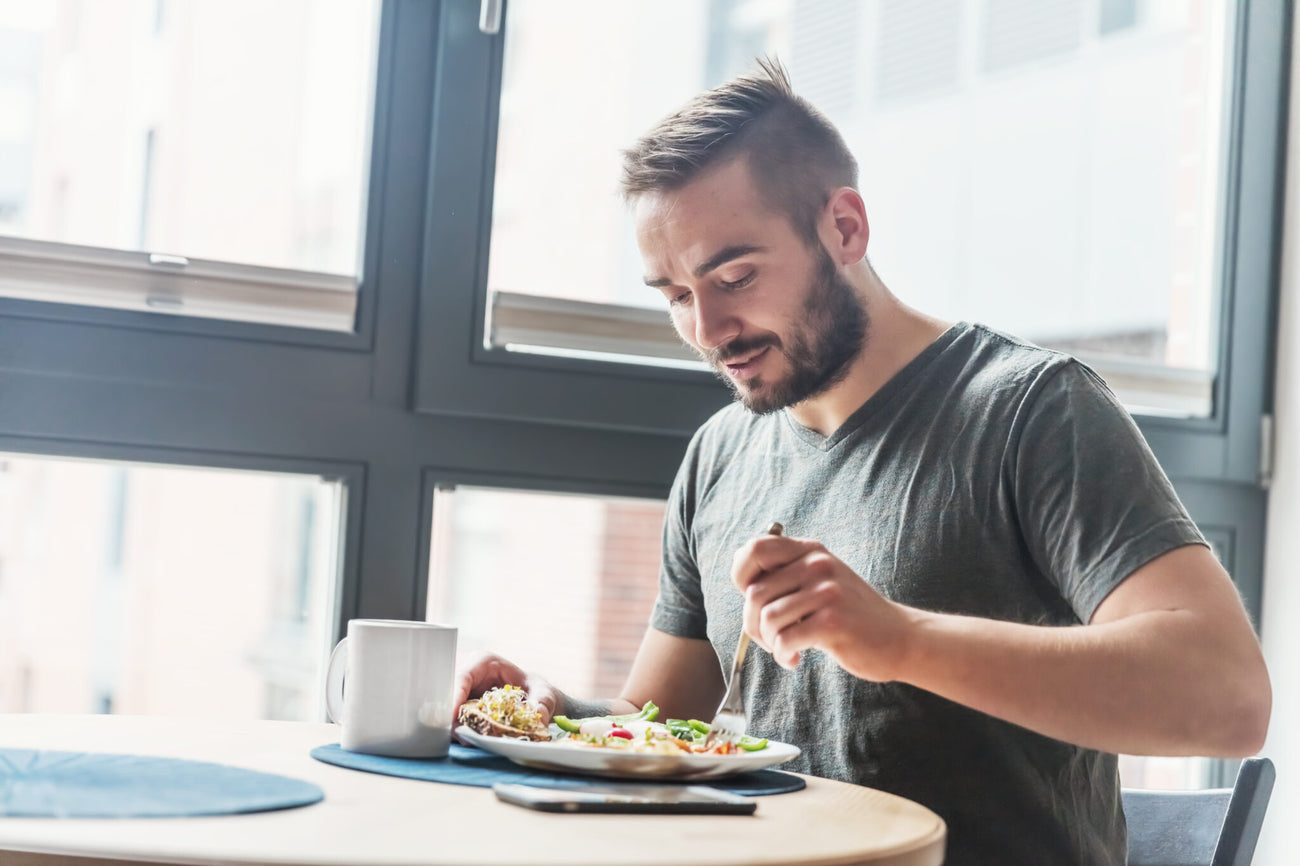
left=651, top=323, right=1205, bottom=866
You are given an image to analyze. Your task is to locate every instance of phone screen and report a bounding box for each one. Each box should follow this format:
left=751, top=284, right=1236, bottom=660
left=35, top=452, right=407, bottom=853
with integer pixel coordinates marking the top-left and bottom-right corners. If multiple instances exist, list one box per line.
left=491, top=782, right=757, bottom=814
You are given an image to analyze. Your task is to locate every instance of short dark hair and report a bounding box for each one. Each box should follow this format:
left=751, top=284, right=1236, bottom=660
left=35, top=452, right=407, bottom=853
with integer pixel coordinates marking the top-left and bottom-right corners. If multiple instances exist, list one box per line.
left=620, top=57, right=859, bottom=245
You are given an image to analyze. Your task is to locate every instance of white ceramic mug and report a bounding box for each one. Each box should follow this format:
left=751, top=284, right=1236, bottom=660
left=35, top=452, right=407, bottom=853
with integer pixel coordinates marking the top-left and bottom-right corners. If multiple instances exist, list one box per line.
left=325, top=619, right=458, bottom=758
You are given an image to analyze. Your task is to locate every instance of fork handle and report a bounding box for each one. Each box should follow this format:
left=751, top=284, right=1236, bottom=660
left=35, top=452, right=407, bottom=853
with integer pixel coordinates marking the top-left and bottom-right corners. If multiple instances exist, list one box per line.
left=728, top=521, right=782, bottom=681
left=727, top=633, right=751, bottom=691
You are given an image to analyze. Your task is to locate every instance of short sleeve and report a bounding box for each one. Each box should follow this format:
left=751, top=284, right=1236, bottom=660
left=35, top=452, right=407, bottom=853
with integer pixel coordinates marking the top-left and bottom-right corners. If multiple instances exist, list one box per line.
left=1010, top=362, right=1206, bottom=622
left=650, top=433, right=710, bottom=640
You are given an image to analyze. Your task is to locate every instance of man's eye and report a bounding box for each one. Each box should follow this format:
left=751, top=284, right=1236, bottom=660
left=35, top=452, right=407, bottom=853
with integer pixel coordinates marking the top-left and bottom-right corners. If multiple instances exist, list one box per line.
left=719, top=272, right=754, bottom=291
left=668, top=291, right=692, bottom=307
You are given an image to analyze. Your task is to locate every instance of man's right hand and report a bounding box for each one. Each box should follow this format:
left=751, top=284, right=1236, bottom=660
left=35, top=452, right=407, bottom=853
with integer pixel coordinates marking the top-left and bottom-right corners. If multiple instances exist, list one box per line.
left=452, top=653, right=562, bottom=723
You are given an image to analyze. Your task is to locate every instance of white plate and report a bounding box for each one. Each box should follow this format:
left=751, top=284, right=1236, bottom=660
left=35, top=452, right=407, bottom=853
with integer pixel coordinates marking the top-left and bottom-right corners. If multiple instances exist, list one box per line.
left=455, top=725, right=800, bottom=781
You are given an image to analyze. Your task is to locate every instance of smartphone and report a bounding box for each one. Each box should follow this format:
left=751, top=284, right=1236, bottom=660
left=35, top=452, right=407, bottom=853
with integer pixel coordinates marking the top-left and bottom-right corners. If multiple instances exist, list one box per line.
left=491, top=782, right=757, bottom=815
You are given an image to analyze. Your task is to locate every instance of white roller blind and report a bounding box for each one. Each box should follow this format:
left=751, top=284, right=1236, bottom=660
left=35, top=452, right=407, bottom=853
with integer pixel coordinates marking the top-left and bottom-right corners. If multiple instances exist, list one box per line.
left=488, top=289, right=1212, bottom=416
left=0, top=237, right=356, bottom=331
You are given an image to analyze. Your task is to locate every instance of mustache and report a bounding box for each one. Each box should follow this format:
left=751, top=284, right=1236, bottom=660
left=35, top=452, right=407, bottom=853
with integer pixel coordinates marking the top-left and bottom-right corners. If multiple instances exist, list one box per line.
left=706, top=336, right=781, bottom=366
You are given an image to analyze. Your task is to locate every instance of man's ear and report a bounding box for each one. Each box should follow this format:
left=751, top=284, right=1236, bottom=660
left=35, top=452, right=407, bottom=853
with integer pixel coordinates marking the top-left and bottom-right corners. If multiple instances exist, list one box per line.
left=821, top=187, right=870, bottom=264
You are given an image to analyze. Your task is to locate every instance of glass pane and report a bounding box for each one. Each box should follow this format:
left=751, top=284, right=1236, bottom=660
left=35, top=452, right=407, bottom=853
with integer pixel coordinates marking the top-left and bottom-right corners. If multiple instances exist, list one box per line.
left=487, top=0, right=1230, bottom=405
left=426, top=487, right=665, bottom=697
left=0, top=0, right=378, bottom=277
left=0, top=453, right=344, bottom=720
left=1119, top=755, right=1214, bottom=790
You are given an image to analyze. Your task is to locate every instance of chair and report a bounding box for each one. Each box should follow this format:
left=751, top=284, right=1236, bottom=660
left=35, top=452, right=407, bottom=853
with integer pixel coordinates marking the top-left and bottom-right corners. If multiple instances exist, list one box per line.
left=1122, top=757, right=1276, bottom=866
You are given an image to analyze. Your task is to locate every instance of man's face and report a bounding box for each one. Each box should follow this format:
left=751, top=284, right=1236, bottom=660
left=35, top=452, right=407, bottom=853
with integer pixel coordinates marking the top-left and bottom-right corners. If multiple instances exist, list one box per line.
left=635, top=159, right=867, bottom=414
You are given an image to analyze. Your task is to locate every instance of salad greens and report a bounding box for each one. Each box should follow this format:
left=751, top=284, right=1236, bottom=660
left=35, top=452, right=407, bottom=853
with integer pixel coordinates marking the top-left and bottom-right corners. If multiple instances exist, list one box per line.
left=665, top=718, right=768, bottom=752
left=550, top=701, right=768, bottom=751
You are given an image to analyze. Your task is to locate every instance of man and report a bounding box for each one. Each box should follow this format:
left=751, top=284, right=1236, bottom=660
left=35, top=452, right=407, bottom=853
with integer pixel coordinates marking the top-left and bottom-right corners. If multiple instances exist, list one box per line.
left=454, top=60, right=1271, bottom=864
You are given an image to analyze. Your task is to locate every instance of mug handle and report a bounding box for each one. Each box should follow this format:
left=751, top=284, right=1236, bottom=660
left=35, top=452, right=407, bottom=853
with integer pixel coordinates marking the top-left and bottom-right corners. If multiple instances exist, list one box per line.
left=325, top=637, right=349, bottom=723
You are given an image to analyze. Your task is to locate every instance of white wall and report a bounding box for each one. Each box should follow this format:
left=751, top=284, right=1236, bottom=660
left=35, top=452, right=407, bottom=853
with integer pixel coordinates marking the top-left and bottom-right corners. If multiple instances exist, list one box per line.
left=1253, top=22, right=1300, bottom=865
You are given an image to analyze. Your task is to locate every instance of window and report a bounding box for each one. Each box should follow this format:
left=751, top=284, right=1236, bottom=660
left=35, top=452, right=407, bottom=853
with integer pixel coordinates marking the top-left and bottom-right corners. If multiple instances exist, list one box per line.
left=0, top=0, right=380, bottom=330
left=0, top=0, right=692, bottom=720
left=0, top=0, right=1285, bottom=784
left=426, top=487, right=664, bottom=696
left=0, top=453, right=343, bottom=719
left=416, top=0, right=1284, bottom=794
left=482, top=0, right=1231, bottom=418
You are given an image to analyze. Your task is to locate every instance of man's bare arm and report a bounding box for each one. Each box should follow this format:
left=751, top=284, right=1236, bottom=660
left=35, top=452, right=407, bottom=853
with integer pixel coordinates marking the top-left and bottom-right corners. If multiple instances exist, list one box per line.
left=737, top=537, right=1270, bottom=756
left=616, top=627, right=726, bottom=722
left=896, top=545, right=1270, bottom=755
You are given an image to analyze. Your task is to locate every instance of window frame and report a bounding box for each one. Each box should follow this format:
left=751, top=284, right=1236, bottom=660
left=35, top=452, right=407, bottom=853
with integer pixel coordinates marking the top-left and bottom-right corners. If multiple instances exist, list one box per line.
left=413, top=1, right=1287, bottom=480
left=0, top=0, right=1288, bottom=699
left=1131, top=0, right=1290, bottom=488
left=0, top=433, right=368, bottom=645
left=412, top=0, right=729, bottom=438
left=0, top=0, right=392, bottom=354
left=0, top=0, right=696, bottom=660
left=410, top=0, right=1288, bottom=620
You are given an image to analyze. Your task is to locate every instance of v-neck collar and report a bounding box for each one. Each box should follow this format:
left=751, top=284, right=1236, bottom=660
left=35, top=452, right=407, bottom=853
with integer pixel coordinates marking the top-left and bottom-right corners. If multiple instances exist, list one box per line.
left=782, top=322, right=969, bottom=452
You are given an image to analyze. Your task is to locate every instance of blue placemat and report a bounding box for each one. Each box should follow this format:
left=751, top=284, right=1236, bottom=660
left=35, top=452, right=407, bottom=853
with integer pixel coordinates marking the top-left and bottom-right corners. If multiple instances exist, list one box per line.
left=0, top=748, right=325, bottom=818
left=310, top=743, right=804, bottom=796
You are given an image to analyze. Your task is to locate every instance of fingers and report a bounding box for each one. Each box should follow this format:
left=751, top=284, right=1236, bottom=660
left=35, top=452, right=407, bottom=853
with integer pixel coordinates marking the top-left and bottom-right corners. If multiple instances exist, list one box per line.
left=522, top=674, right=559, bottom=723
left=451, top=653, right=526, bottom=710
left=451, top=666, right=480, bottom=710
left=769, top=607, right=838, bottom=669
left=733, top=533, right=822, bottom=653
left=762, top=581, right=844, bottom=667
left=740, top=561, right=807, bottom=650
left=736, top=547, right=850, bottom=669
left=732, top=534, right=826, bottom=591
left=451, top=654, right=557, bottom=725
left=758, top=580, right=833, bottom=641
left=738, top=548, right=838, bottom=644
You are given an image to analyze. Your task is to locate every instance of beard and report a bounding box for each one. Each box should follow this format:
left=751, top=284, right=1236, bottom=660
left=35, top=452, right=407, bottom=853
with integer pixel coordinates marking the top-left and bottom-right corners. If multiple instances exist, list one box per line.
left=707, top=248, right=869, bottom=415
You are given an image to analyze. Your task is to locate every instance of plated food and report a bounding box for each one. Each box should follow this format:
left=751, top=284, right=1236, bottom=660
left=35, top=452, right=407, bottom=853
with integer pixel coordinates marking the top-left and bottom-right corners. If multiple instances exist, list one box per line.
left=455, top=687, right=799, bottom=780
left=554, top=709, right=769, bottom=755
left=459, top=686, right=767, bottom=752
left=457, top=684, right=549, bottom=741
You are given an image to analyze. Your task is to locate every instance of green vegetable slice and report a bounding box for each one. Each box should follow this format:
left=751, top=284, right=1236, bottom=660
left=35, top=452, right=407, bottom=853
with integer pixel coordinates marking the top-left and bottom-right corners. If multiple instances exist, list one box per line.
left=552, top=715, right=582, bottom=734
left=664, top=719, right=699, bottom=741
left=608, top=700, right=659, bottom=723
left=663, top=718, right=769, bottom=751
left=553, top=700, right=658, bottom=734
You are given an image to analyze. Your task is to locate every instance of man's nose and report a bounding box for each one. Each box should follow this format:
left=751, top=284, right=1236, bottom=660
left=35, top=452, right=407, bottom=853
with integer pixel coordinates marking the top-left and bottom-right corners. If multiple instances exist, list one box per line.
left=693, top=293, right=742, bottom=353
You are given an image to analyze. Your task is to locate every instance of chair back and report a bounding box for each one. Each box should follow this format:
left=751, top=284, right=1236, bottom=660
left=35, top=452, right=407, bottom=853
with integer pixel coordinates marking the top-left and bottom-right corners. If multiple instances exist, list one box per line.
left=1122, top=756, right=1275, bottom=866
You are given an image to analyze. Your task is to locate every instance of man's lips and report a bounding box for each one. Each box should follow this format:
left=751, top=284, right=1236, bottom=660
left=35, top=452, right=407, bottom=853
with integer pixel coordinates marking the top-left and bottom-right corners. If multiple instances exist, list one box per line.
left=721, top=346, right=771, bottom=380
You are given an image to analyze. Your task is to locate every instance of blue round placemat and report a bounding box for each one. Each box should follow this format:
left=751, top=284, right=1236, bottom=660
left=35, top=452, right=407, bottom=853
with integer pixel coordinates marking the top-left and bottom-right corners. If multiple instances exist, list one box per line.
left=310, top=743, right=804, bottom=796
left=0, top=748, right=325, bottom=818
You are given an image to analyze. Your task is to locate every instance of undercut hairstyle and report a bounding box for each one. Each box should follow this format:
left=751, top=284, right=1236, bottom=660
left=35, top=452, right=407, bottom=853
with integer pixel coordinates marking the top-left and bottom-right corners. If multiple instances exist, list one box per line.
left=620, top=57, right=859, bottom=246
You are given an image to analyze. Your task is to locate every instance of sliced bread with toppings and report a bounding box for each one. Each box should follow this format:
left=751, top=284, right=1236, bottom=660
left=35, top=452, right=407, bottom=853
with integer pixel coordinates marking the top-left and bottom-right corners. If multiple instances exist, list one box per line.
left=458, top=684, right=550, bottom=741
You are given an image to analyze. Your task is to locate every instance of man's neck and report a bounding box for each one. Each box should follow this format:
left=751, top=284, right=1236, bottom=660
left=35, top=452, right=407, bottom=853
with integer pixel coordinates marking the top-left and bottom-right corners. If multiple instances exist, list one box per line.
left=787, top=272, right=951, bottom=438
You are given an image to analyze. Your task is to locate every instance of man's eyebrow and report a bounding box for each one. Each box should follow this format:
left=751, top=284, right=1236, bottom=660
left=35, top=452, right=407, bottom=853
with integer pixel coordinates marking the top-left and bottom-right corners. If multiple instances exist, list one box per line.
left=643, top=244, right=766, bottom=288
left=693, top=244, right=765, bottom=278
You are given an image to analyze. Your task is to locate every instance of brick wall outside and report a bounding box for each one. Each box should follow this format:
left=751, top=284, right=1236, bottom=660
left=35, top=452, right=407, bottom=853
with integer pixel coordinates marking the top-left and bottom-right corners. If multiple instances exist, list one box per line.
left=593, top=500, right=666, bottom=695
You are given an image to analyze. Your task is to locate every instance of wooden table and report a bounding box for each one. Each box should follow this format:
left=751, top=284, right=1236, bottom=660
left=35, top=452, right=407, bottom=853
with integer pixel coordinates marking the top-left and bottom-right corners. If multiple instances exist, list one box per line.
left=0, top=714, right=946, bottom=866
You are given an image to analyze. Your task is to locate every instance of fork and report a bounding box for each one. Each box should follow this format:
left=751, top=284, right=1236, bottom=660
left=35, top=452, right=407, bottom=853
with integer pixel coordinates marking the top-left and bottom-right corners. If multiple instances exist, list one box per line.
left=703, top=521, right=784, bottom=748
